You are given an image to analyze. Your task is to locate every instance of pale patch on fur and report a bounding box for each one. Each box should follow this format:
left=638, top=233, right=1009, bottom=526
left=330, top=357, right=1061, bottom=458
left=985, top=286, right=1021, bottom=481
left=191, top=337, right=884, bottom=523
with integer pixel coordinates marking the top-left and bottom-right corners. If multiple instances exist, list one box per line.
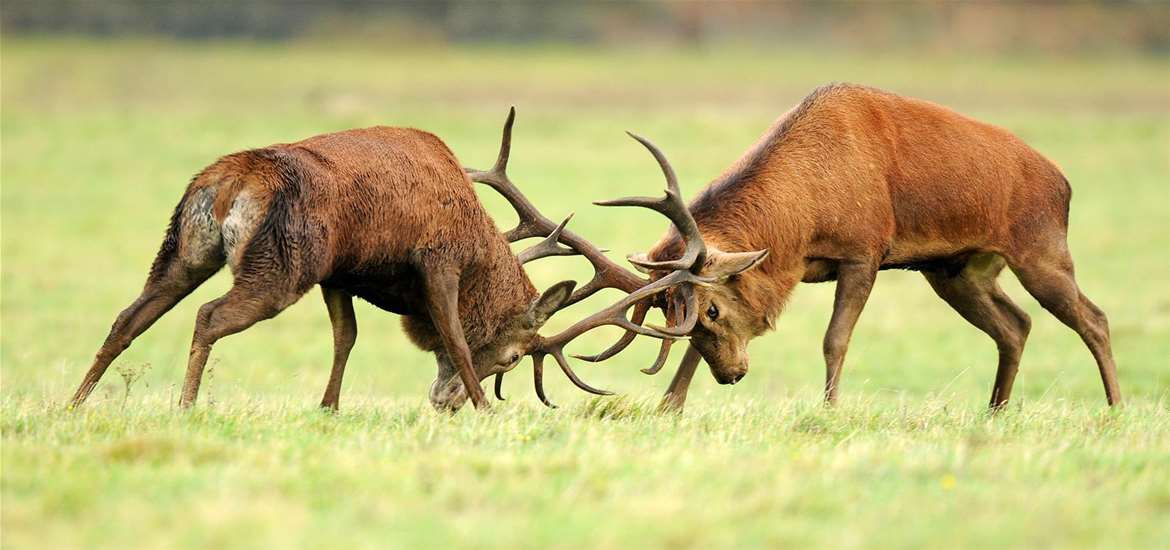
left=179, top=187, right=223, bottom=267
left=222, top=190, right=264, bottom=271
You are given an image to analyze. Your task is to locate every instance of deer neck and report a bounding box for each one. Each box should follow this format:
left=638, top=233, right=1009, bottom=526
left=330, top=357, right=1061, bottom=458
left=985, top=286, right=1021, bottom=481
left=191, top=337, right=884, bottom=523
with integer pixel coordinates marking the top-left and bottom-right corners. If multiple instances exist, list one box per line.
left=458, top=240, right=538, bottom=349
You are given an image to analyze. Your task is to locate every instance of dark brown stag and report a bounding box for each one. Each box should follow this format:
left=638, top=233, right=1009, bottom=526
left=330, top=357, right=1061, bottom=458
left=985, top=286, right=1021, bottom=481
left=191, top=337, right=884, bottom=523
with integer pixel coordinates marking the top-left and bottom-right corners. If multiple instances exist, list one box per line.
left=68, top=118, right=685, bottom=412
left=583, top=83, right=1121, bottom=411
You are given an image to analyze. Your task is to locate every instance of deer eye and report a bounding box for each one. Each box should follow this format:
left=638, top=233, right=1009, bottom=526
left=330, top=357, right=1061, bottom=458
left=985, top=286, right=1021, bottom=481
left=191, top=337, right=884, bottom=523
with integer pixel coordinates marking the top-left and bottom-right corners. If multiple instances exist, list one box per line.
left=706, top=304, right=719, bottom=321
left=510, top=353, right=521, bottom=364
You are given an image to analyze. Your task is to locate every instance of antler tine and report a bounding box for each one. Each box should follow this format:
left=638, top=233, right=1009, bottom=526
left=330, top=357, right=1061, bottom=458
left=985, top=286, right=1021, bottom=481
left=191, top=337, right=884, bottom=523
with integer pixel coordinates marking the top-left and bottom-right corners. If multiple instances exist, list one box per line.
left=494, top=372, right=506, bottom=401
left=538, top=269, right=712, bottom=367
left=549, top=350, right=612, bottom=395
left=643, top=339, right=675, bottom=375
left=465, top=107, right=550, bottom=242
left=577, top=284, right=697, bottom=373
left=571, top=290, right=696, bottom=362
left=575, top=268, right=700, bottom=373
left=570, top=300, right=649, bottom=362
left=570, top=304, right=680, bottom=373
left=641, top=284, right=698, bottom=374
left=532, top=355, right=556, bottom=407
left=529, top=350, right=611, bottom=409
left=643, top=282, right=700, bottom=337
left=489, top=107, right=514, bottom=174
left=594, top=132, right=707, bottom=273
left=516, top=215, right=578, bottom=264
left=570, top=296, right=693, bottom=372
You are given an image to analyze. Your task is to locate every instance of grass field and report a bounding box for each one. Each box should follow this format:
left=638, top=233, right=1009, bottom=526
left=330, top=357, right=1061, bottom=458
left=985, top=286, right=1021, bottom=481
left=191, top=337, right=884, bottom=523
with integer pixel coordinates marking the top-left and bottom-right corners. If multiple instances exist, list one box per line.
left=2, top=38, right=1169, bottom=548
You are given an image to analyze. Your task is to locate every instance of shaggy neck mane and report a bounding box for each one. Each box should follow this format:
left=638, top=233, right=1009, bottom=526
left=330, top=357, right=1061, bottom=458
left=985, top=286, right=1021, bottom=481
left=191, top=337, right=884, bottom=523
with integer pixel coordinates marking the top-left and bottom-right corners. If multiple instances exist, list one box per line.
left=460, top=214, right=537, bottom=349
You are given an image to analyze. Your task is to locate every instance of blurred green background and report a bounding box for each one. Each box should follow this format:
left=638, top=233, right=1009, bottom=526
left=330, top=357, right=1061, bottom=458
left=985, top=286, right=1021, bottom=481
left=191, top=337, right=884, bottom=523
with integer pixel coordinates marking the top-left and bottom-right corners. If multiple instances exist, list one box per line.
left=2, top=2, right=1169, bottom=548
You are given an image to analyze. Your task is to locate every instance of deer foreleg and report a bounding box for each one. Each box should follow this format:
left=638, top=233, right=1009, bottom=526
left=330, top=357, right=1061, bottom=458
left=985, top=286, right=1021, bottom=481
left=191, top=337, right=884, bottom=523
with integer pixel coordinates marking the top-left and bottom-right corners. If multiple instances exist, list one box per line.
left=658, top=344, right=703, bottom=412
left=319, top=287, right=357, bottom=411
left=822, top=261, right=878, bottom=404
left=423, top=270, right=489, bottom=411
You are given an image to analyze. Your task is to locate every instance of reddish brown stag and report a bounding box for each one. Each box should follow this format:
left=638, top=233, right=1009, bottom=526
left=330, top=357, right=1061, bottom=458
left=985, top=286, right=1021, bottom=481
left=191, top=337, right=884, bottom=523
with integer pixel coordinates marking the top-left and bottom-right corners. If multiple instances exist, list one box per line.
left=68, top=118, right=682, bottom=412
left=585, top=83, right=1121, bottom=411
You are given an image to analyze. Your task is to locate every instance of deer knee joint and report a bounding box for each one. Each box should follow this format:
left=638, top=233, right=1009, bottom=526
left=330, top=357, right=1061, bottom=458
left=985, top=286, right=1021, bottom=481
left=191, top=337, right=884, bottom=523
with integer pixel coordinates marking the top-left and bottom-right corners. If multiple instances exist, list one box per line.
left=1018, top=312, right=1032, bottom=339
left=192, top=302, right=220, bottom=344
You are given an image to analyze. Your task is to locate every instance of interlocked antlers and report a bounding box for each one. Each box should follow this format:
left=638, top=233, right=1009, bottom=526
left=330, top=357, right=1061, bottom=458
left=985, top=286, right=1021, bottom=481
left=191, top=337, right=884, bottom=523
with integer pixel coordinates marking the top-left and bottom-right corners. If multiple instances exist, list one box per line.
left=466, top=107, right=709, bottom=406
left=467, top=108, right=648, bottom=306
left=579, top=132, right=710, bottom=375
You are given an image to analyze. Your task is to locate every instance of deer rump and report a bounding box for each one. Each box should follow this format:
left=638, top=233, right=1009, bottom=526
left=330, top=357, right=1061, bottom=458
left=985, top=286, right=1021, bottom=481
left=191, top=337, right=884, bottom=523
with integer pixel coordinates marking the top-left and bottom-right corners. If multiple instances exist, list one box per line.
left=166, top=129, right=499, bottom=319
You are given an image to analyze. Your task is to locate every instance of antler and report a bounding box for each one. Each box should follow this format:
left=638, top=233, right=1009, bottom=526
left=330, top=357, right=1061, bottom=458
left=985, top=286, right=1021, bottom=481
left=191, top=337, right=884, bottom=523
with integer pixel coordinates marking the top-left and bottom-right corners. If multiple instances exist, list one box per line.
left=528, top=268, right=714, bottom=406
left=466, top=107, right=648, bottom=307
left=515, top=215, right=576, bottom=264
left=569, top=300, right=650, bottom=363
left=469, top=108, right=655, bottom=405
left=595, top=133, right=708, bottom=273
left=493, top=372, right=506, bottom=400
left=469, top=108, right=713, bottom=405
left=573, top=133, right=709, bottom=369
left=578, top=282, right=699, bottom=375
left=639, top=284, right=698, bottom=374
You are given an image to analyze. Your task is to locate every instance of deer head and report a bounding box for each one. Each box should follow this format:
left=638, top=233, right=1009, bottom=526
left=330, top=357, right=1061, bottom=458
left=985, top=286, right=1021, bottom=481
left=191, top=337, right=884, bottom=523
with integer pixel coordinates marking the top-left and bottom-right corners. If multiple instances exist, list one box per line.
left=427, top=279, right=577, bottom=412
left=570, top=130, right=770, bottom=386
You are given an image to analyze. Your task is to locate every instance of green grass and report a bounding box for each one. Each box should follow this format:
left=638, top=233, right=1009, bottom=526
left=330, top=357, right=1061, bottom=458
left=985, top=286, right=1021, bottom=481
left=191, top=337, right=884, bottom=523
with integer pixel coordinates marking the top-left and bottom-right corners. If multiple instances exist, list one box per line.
left=2, top=39, right=1169, bottom=548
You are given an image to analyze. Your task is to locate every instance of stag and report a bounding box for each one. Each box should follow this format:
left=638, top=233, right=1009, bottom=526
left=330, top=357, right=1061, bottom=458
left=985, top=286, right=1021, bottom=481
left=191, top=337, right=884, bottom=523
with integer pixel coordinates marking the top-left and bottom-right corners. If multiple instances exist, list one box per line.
left=69, top=118, right=690, bottom=412
left=581, top=83, right=1121, bottom=411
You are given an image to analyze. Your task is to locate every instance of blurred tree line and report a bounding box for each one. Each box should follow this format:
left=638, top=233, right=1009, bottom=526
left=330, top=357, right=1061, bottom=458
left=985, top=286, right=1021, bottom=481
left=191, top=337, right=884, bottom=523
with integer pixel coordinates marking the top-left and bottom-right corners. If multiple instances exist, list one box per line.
left=3, top=0, right=1168, bottom=54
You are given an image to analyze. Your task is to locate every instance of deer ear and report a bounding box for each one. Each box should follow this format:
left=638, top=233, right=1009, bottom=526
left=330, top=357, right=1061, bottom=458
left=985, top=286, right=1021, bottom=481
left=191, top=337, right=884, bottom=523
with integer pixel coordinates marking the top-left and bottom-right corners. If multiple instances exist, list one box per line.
left=528, top=280, right=577, bottom=328
left=701, top=249, right=769, bottom=280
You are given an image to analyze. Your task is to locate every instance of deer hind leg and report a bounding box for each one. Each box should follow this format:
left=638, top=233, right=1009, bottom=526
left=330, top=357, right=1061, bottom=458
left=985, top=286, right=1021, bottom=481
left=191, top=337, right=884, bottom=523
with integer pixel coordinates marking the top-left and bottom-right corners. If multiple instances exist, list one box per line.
left=923, top=253, right=1031, bottom=409
left=319, top=287, right=357, bottom=411
left=823, top=260, right=879, bottom=404
left=70, top=189, right=225, bottom=408
left=70, top=267, right=219, bottom=407
left=179, top=280, right=306, bottom=408
left=1008, top=247, right=1120, bottom=406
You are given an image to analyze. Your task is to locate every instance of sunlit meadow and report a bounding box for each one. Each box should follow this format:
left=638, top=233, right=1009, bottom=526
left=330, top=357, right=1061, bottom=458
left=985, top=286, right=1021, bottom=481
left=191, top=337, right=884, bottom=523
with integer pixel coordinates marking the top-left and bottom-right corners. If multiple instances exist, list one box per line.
left=3, top=39, right=1168, bottom=548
